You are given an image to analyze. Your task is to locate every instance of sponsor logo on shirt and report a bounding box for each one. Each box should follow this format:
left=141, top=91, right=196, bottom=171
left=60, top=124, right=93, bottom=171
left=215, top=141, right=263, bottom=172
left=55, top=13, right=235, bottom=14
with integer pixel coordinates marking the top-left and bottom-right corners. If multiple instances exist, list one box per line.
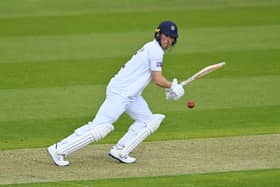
left=156, top=62, right=162, bottom=67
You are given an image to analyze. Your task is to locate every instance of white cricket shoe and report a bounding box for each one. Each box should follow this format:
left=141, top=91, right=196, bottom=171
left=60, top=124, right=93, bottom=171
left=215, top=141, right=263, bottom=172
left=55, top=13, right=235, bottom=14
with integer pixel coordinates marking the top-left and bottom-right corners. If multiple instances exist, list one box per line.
left=108, top=145, right=136, bottom=164
left=47, top=144, right=70, bottom=166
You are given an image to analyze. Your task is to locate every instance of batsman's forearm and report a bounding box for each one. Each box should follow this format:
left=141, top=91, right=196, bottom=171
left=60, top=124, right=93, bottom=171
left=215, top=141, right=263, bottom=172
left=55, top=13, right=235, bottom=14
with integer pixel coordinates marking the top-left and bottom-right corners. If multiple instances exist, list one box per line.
left=153, top=77, right=172, bottom=88
left=155, top=80, right=172, bottom=88
left=151, top=71, right=172, bottom=88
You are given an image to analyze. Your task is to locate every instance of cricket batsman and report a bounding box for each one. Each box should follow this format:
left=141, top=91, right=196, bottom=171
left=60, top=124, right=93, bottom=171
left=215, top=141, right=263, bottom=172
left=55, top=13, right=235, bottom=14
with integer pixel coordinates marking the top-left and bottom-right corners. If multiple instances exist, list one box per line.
left=48, top=20, right=185, bottom=166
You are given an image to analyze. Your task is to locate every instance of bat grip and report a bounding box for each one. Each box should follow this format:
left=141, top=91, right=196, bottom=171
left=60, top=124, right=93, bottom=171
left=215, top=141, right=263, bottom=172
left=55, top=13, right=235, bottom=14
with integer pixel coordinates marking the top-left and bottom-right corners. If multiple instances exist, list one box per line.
left=180, top=77, right=194, bottom=87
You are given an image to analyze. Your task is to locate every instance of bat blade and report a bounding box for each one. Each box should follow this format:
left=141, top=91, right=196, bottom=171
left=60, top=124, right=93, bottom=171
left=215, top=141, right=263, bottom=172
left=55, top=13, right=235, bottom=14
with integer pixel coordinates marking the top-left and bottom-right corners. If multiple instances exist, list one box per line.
left=180, top=62, right=225, bottom=87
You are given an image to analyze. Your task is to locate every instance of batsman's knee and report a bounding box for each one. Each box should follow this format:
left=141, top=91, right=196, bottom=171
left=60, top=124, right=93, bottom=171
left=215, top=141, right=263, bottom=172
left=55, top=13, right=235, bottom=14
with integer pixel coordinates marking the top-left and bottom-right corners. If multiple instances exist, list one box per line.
left=145, top=114, right=165, bottom=135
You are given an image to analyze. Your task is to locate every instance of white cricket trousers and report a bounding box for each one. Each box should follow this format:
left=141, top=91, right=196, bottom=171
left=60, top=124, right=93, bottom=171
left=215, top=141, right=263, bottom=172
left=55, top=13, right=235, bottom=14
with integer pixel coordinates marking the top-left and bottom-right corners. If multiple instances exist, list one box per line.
left=91, top=89, right=155, bottom=149
left=91, top=89, right=154, bottom=126
left=56, top=88, right=155, bottom=155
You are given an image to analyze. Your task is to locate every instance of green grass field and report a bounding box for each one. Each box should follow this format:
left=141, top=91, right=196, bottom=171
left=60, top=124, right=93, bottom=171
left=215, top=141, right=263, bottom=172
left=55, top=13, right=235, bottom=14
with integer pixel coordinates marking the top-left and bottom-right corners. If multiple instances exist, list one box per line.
left=3, top=169, right=280, bottom=187
left=0, top=0, right=280, bottom=186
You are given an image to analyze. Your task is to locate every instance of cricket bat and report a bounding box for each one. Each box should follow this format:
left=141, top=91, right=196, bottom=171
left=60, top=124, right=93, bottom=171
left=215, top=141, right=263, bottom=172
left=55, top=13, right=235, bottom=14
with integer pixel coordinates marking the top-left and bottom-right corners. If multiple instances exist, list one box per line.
left=180, top=62, right=226, bottom=87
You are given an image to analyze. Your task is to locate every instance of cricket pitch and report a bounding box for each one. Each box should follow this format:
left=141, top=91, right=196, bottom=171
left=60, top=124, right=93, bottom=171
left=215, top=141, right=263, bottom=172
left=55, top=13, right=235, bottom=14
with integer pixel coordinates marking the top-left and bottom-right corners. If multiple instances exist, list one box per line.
left=0, top=134, right=280, bottom=185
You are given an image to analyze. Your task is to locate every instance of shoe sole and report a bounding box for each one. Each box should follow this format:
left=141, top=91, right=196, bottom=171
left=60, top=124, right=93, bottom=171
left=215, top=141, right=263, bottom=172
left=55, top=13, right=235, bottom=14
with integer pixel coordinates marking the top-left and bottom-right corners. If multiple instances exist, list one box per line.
left=108, top=153, right=136, bottom=164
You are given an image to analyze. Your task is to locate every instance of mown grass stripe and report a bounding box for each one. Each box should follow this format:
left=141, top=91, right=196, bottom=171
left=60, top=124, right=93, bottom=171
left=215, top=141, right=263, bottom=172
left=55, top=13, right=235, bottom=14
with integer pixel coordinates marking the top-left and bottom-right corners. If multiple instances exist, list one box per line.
left=1, top=48, right=280, bottom=89
left=1, top=25, right=280, bottom=63
left=0, top=76, right=279, bottom=122
left=0, top=6, right=279, bottom=37
left=4, top=169, right=279, bottom=187
left=1, top=0, right=280, bottom=18
left=1, top=105, right=280, bottom=150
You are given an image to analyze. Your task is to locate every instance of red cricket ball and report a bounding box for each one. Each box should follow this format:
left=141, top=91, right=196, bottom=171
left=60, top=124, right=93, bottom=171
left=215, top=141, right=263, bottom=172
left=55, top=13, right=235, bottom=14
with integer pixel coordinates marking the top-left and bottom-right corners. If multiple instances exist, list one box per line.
left=187, top=100, right=195, bottom=109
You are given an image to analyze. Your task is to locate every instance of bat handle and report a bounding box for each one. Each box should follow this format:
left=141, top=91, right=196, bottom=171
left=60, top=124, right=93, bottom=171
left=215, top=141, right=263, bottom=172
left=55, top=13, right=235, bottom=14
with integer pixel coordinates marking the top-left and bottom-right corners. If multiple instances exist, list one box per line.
left=180, top=77, right=194, bottom=87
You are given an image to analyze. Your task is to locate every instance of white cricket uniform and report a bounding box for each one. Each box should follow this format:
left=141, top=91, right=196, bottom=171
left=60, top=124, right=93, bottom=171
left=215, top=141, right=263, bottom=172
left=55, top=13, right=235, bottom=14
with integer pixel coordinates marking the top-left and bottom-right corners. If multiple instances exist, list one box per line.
left=91, top=39, right=164, bottom=126
left=54, top=39, right=166, bottom=158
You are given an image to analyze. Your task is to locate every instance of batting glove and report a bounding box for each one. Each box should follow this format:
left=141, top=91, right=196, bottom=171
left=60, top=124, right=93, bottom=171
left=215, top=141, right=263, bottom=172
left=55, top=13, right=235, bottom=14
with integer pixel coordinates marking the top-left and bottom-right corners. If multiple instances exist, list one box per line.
left=169, top=78, right=185, bottom=100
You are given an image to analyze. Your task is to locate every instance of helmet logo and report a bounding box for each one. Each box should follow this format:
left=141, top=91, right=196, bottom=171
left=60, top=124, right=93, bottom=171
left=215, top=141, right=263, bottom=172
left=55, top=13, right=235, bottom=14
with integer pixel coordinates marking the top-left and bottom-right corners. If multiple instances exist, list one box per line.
left=171, top=25, right=175, bottom=31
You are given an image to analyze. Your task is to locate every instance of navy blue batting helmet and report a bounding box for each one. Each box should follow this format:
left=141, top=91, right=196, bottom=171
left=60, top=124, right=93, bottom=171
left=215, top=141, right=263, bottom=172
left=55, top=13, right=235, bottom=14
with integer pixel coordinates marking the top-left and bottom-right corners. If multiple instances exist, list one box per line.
left=154, top=20, right=179, bottom=46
